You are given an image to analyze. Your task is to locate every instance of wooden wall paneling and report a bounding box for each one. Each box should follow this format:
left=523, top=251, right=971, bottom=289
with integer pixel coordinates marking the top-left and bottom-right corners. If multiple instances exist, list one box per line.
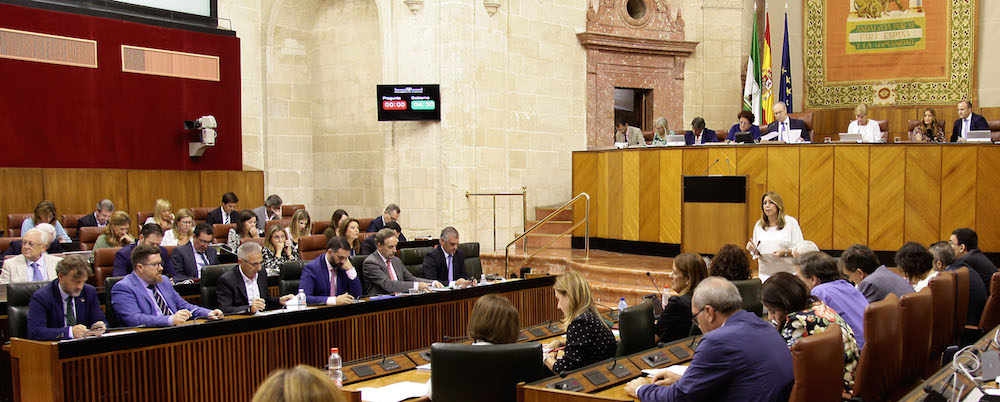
left=199, top=171, right=265, bottom=212
left=977, top=147, right=1000, bottom=252
left=940, top=147, right=977, bottom=240
left=606, top=152, right=624, bottom=240
left=799, top=147, right=834, bottom=249
left=42, top=168, right=129, bottom=222
left=597, top=153, right=609, bottom=238
left=127, top=170, right=203, bottom=233
left=621, top=151, right=640, bottom=241
left=904, top=146, right=942, bottom=245
left=935, top=107, right=960, bottom=139
left=980, top=107, right=1000, bottom=120
left=681, top=148, right=709, bottom=176
left=868, top=146, right=905, bottom=251
left=707, top=147, right=737, bottom=176
left=572, top=153, right=598, bottom=237
left=658, top=149, right=682, bottom=243
left=736, top=147, right=768, bottom=236
left=765, top=146, right=800, bottom=219
left=0, top=168, right=44, bottom=231
left=638, top=151, right=660, bottom=242
left=833, top=146, right=869, bottom=249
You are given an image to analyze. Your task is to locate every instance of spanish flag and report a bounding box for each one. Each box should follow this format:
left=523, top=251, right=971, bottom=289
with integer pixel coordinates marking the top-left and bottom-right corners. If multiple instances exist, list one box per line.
left=760, top=14, right=773, bottom=125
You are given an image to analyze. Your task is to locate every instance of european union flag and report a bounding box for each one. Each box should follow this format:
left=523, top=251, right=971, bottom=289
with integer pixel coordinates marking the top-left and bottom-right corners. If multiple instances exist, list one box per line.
left=779, top=13, right=793, bottom=113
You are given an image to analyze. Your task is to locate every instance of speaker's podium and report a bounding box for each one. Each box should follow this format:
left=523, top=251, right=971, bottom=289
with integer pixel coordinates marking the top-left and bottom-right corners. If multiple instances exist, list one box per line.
left=681, top=176, right=747, bottom=254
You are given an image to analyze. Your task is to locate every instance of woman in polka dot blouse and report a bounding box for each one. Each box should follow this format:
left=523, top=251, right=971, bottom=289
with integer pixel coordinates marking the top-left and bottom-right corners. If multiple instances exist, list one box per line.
left=543, top=271, right=617, bottom=374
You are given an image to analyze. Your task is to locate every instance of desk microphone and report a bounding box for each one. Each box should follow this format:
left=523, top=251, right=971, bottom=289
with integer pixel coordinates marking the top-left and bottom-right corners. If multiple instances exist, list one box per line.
left=703, top=159, right=720, bottom=175
left=686, top=324, right=699, bottom=349
left=343, top=353, right=384, bottom=366
left=443, top=335, right=469, bottom=343
left=725, top=158, right=735, bottom=175
left=645, top=272, right=661, bottom=292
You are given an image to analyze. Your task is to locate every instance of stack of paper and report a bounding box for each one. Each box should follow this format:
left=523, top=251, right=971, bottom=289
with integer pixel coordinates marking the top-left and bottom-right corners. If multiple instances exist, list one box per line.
left=641, top=365, right=688, bottom=377
left=357, top=381, right=429, bottom=402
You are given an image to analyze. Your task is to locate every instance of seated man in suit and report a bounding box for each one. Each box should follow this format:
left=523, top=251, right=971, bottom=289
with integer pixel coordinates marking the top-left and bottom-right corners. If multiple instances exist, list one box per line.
left=0, top=228, right=62, bottom=285
left=615, top=118, right=646, bottom=148
left=762, top=102, right=810, bottom=143
left=363, top=229, right=441, bottom=296
left=361, top=221, right=403, bottom=255
left=2, top=223, right=64, bottom=259
left=839, top=244, right=913, bottom=303
left=952, top=100, right=990, bottom=142
left=113, top=223, right=176, bottom=278
left=421, top=227, right=475, bottom=287
left=367, top=204, right=407, bottom=242
left=299, top=236, right=363, bottom=305
left=217, top=242, right=293, bottom=314
left=684, top=117, right=717, bottom=145
left=625, top=277, right=793, bottom=401
left=170, top=223, right=220, bottom=282
left=77, top=199, right=115, bottom=229
left=27, top=255, right=106, bottom=340
left=796, top=251, right=868, bottom=349
left=931, top=241, right=986, bottom=326
left=951, top=228, right=998, bottom=286
left=111, top=244, right=223, bottom=327
left=205, top=192, right=240, bottom=226
left=252, top=194, right=283, bottom=233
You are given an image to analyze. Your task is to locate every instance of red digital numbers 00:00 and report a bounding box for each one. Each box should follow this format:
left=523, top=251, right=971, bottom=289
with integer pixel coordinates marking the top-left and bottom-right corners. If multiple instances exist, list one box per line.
left=382, top=100, right=407, bottom=110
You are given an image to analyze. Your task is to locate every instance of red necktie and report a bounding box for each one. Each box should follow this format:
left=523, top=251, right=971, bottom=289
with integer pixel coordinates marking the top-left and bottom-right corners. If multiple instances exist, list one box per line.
left=329, top=269, right=337, bottom=296
left=385, top=257, right=398, bottom=280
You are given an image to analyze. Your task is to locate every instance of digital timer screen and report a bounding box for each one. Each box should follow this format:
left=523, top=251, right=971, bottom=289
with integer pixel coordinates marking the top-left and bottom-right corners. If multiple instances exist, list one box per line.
left=377, top=85, right=441, bottom=121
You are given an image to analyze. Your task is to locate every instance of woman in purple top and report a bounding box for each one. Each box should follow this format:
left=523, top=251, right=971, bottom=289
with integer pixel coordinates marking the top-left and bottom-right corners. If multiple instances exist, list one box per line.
left=794, top=251, right=869, bottom=350
left=726, top=110, right=762, bottom=142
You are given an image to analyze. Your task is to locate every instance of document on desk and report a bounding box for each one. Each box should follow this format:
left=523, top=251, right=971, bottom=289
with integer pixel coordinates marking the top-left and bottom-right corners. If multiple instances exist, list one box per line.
left=60, top=330, right=137, bottom=342
left=642, top=365, right=688, bottom=377
left=357, top=381, right=429, bottom=402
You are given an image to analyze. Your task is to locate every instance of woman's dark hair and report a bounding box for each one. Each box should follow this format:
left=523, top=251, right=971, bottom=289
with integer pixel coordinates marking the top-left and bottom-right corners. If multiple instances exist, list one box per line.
left=236, top=209, right=257, bottom=238
left=895, top=242, right=934, bottom=282
left=737, top=110, right=754, bottom=122
left=761, top=272, right=812, bottom=314
left=331, top=209, right=348, bottom=225
left=709, top=244, right=751, bottom=281
left=33, top=200, right=57, bottom=224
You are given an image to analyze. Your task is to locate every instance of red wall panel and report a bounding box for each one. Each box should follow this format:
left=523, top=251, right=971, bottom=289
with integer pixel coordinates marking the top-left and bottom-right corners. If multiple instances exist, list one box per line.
left=0, top=4, right=242, bottom=170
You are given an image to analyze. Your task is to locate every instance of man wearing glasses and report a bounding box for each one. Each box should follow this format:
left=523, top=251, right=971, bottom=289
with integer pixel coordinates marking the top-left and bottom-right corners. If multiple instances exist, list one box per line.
left=170, top=223, right=220, bottom=282
left=0, top=228, right=62, bottom=285
left=27, top=255, right=106, bottom=340
left=113, top=223, right=176, bottom=277
left=111, top=244, right=223, bottom=327
left=216, top=242, right=293, bottom=314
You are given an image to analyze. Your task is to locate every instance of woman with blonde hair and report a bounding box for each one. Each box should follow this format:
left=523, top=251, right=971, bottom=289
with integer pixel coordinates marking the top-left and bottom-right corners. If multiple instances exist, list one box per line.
left=847, top=103, right=883, bottom=143
left=650, top=116, right=677, bottom=146
left=338, top=218, right=362, bottom=256
left=263, top=224, right=300, bottom=275
left=162, top=208, right=194, bottom=246
left=285, top=209, right=311, bottom=248
left=251, top=365, right=346, bottom=402
left=543, top=271, right=616, bottom=373
left=654, top=253, right=709, bottom=342
left=145, top=198, right=175, bottom=231
left=747, top=191, right=804, bottom=281
left=93, top=211, right=134, bottom=250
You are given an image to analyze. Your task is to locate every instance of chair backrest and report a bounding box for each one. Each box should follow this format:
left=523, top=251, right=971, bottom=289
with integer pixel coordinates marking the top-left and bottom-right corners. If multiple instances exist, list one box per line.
left=61, top=214, right=85, bottom=240
left=200, top=264, right=236, bottom=309
left=312, top=220, right=331, bottom=235
left=136, top=211, right=153, bottom=227
left=104, top=276, right=127, bottom=328
left=789, top=325, right=843, bottom=402
left=458, top=242, right=482, bottom=279
left=399, top=246, right=434, bottom=278
left=980, top=271, right=1000, bottom=329
left=853, top=293, right=901, bottom=402
left=617, top=300, right=655, bottom=356
left=6, top=280, right=49, bottom=339
left=212, top=224, right=235, bottom=245
left=6, top=214, right=32, bottom=237
left=78, top=226, right=103, bottom=251
left=430, top=342, right=547, bottom=402
left=731, top=278, right=763, bottom=315
left=93, top=247, right=122, bottom=291
left=241, top=238, right=266, bottom=248
left=281, top=204, right=305, bottom=218
left=899, top=289, right=933, bottom=387
left=298, top=234, right=328, bottom=260
left=989, top=120, right=1000, bottom=142
left=278, top=260, right=307, bottom=296
left=952, top=267, right=971, bottom=342
left=928, top=271, right=956, bottom=367
left=192, top=207, right=213, bottom=225
left=265, top=219, right=291, bottom=233
left=0, top=236, right=19, bottom=254
left=357, top=218, right=375, bottom=232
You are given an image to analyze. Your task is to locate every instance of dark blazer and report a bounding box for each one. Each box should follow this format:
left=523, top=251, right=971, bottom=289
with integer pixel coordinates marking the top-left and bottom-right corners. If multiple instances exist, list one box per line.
left=955, top=249, right=998, bottom=289
left=77, top=213, right=100, bottom=229
left=169, top=242, right=220, bottom=282
left=366, top=216, right=407, bottom=242
left=762, top=118, right=811, bottom=142
left=684, top=129, right=718, bottom=145
left=27, top=280, right=105, bottom=340
left=113, top=243, right=175, bottom=277
left=422, top=247, right=469, bottom=283
left=216, top=266, right=281, bottom=314
left=110, top=272, right=211, bottom=327
left=205, top=207, right=240, bottom=227
left=947, top=262, right=988, bottom=326
left=2, top=239, right=64, bottom=259
left=360, top=236, right=377, bottom=255
left=299, top=255, right=362, bottom=305
left=551, top=310, right=617, bottom=374
left=727, top=124, right=762, bottom=142
left=951, top=113, right=990, bottom=142
left=637, top=310, right=794, bottom=402
left=654, top=293, right=701, bottom=342
left=362, top=251, right=432, bottom=296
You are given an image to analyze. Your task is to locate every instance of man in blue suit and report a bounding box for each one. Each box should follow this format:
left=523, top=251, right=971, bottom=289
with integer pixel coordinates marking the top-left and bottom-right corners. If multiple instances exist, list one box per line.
left=27, top=255, right=107, bottom=341
left=625, top=277, right=793, bottom=401
left=684, top=117, right=718, bottom=145
left=299, top=236, right=363, bottom=305
left=952, top=100, right=990, bottom=142
left=367, top=204, right=407, bottom=242
left=113, top=223, right=175, bottom=278
left=111, top=244, right=223, bottom=327
left=169, top=223, right=220, bottom=282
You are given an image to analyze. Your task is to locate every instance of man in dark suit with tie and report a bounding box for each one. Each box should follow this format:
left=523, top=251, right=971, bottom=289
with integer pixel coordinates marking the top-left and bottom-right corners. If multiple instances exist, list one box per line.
left=76, top=199, right=115, bottom=229
left=683, top=117, right=718, bottom=145
left=113, top=223, right=175, bottom=277
left=762, top=102, right=810, bottom=142
left=111, top=245, right=223, bottom=327
left=216, top=242, right=293, bottom=314
left=170, top=223, right=220, bottom=282
left=422, top=227, right=475, bottom=286
left=952, top=100, right=990, bottom=142
left=299, top=236, right=363, bottom=305
left=625, top=277, right=793, bottom=401
left=27, top=255, right=107, bottom=341
left=361, top=221, right=403, bottom=255
left=366, top=204, right=407, bottom=242
left=205, top=192, right=240, bottom=226
left=363, top=229, right=440, bottom=296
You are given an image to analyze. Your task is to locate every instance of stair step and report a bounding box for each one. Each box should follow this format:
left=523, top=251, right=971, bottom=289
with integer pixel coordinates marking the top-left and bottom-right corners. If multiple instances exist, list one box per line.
left=527, top=220, right=573, bottom=233
left=534, top=208, right=573, bottom=221
left=523, top=235, right=572, bottom=249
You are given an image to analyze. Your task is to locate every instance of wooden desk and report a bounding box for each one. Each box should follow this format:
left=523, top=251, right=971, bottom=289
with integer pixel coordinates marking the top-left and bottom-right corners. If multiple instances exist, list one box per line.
left=8, top=276, right=559, bottom=401
left=899, top=325, right=1000, bottom=401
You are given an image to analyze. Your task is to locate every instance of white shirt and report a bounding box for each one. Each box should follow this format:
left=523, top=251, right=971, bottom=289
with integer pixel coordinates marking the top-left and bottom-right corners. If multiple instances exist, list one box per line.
left=221, top=207, right=230, bottom=224
left=913, top=270, right=939, bottom=292
left=379, top=250, right=420, bottom=290
left=94, top=212, right=107, bottom=228
left=240, top=268, right=260, bottom=305
left=775, top=117, right=794, bottom=142
left=324, top=255, right=358, bottom=305
left=161, top=229, right=179, bottom=246
left=848, top=119, right=882, bottom=143
left=751, top=215, right=804, bottom=277
left=192, top=242, right=209, bottom=277
left=58, top=285, right=78, bottom=338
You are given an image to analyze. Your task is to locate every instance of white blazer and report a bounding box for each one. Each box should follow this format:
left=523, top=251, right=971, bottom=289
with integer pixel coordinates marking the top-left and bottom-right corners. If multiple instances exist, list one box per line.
left=0, top=254, right=62, bottom=285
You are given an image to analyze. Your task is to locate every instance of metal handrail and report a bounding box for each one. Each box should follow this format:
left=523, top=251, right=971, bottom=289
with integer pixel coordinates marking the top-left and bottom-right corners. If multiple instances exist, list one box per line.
left=504, top=192, right=590, bottom=277
left=466, top=187, right=527, bottom=251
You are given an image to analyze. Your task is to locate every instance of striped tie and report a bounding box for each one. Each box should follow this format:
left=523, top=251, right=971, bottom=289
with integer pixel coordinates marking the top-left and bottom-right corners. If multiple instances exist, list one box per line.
left=148, top=284, right=171, bottom=316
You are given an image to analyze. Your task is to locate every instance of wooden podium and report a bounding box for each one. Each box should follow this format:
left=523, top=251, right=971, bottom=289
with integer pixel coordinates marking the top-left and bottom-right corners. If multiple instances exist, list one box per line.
left=681, top=176, right=748, bottom=254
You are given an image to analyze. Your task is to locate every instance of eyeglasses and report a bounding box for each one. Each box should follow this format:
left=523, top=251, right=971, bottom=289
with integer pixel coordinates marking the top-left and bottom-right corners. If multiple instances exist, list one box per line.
left=138, top=262, right=164, bottom=267
left=691, top=306, right=707, bottom=327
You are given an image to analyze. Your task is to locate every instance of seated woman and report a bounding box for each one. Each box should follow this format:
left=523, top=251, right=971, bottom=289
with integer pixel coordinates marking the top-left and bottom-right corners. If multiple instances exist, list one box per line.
left=650, top=117, right=677, bottom=146
left=262, top=225, right=299, bottom=275
left=709, top=244, right=752, bottom=281
left=912, top=107, right=946, bottom=142
left=896, top=242, right=936, bottom=291
left=93, top=211, right=134, bottom=250
left=251, top=365, right=346, bottom=402
left=847, top=103, right=883, bottom=143
left=726, top=110, right=762, bottom=142
left=761, top=272, right=860, bottom=392
left=227, top=210, right=259, bottom=251
left=544, top=272, right=617, bottom=374
left=684, top=117, right=717, bottom=145
left=162, top=208, right=194, bottom=247
left=145, top=198, right=175, bottom=231
left=338, top=218, right=362, bottom=257
left=323, top=209, right=349, bottom=240
left=285, top=209, right=311, bottom=250
left=654, top=253, right=708, bottom=343
left=468, top=293, right=520, bottom=344
left=22, top=200, right=71, bottom=242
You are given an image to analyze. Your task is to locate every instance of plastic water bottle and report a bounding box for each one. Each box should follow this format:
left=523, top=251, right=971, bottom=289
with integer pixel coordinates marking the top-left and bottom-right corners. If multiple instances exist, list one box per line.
left=662, top=285, right=671, bottom=309
left=297, top=288, right=306, bottom=310
left=618, top=297, right=628, bottom=312
left=328, top=347, right=343, bottom=387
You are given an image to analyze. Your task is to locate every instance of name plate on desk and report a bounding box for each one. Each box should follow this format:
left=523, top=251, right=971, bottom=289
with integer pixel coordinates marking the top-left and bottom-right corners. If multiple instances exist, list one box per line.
left=351, top=365, right=376, bottom=377
left=682, top=176, right=747, bottom=203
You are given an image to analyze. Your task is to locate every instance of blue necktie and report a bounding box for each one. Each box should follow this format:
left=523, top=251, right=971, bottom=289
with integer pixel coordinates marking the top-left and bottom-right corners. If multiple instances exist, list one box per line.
left=30, top=262, right=43, bottom=281
left=447, top=254, right=453, bottom=282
